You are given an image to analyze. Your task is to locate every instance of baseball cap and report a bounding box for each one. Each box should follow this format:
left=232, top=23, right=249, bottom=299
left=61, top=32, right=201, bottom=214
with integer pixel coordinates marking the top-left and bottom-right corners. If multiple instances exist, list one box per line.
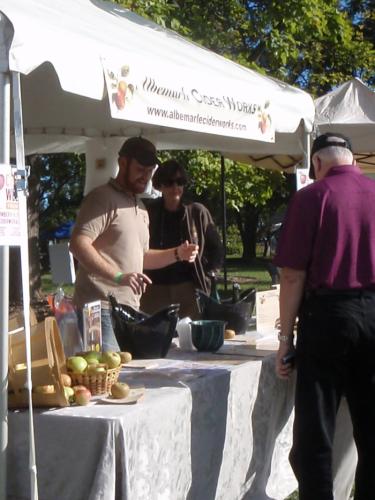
left=118, top=137, right=159, bottom=167
left=309, top=132, right=352, bottom=179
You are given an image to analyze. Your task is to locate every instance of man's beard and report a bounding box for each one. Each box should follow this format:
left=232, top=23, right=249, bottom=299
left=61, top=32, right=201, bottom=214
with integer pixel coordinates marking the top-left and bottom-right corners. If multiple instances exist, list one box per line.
left=123, top=168, right=147, bottom=194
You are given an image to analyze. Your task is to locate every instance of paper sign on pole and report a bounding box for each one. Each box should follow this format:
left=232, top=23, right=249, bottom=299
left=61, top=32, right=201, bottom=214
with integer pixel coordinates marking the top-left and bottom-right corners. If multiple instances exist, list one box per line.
left=296, top=166, right=314, bottom=191
left=0, top=164, right=21, bottom=246
left=102, top=57, right=275, bottom=143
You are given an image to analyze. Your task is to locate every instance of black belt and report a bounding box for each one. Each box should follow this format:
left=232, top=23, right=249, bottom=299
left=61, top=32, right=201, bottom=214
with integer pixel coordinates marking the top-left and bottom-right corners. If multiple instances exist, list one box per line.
left=306, top=288, right=375, bottom=298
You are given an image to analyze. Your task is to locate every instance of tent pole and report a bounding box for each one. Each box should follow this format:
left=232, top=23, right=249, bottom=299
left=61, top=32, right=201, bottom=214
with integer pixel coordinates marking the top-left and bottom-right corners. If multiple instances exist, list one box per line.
left=303, top=128, right=311, bottom=171
left=13, top=71, right=39, bottom=500
left=0, top=71, right=11, bottom=500
left=220, top=155, right=227, bottom=291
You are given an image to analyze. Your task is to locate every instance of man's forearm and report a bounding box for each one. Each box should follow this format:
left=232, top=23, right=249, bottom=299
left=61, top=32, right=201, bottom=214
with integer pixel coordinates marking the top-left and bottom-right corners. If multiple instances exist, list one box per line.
left=279, top=267, right=306, bottom=343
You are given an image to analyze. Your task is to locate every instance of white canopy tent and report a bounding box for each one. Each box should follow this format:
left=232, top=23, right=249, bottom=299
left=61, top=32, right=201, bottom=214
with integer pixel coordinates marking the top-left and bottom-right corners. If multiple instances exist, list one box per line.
left=0, top=0, right=315, bottom=497
left=0, top=0, right=314, bottom=188
left=228, top=78, right=375, bottom=174
left=314, top=78, right=375, bottom=172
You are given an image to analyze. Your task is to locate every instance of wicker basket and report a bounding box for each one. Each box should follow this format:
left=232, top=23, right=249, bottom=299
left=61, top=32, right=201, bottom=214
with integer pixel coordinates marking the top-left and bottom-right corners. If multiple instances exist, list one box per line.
left=69, top=366, right=120, bottom=395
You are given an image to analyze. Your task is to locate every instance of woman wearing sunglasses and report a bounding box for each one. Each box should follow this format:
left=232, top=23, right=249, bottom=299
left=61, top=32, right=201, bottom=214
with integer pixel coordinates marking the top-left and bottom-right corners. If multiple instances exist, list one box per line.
left=141, top=159, right=223, bottom=319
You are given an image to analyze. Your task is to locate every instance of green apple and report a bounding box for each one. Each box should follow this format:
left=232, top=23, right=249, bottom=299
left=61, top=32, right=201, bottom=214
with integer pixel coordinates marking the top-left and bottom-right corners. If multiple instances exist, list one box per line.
left=111, top=382, right=130, bottom=399
left=83, top=351, right=102, bottom=364
left=66, top=356, right=88, bottom=374
left=64, top=386, right=75, bottom=403
left=87, top=363, right=106, bottom=375
left=101, top=351, right=121, bottom=369
left=95, top=366, right=106, bottom=373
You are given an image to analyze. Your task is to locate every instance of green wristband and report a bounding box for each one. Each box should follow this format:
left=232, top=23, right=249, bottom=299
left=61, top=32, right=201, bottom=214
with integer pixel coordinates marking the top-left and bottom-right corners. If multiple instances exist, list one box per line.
left=113, top=272, right=124, bottom=284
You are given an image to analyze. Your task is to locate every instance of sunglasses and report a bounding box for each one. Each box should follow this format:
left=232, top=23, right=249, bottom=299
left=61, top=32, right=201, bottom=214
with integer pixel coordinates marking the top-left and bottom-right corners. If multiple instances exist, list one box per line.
left=163, top=178, right=186, bottom=187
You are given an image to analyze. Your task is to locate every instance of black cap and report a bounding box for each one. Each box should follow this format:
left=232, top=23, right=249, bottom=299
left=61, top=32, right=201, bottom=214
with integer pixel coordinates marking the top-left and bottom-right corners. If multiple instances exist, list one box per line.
left=309, top=132, right=352, bottom=179
left=118, top=137, right=159, bottom=167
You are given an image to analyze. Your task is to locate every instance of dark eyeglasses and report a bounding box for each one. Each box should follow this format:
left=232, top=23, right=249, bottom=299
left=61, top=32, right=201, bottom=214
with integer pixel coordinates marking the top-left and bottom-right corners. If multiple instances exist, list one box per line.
left=162, top=178, right=186, bottom=187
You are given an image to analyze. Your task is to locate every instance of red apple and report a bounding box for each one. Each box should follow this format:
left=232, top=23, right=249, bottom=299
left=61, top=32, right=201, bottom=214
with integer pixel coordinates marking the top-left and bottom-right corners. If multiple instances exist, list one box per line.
left=74, top=387, right=91, bottom=406
left=72, top=384, right=86, bottom=392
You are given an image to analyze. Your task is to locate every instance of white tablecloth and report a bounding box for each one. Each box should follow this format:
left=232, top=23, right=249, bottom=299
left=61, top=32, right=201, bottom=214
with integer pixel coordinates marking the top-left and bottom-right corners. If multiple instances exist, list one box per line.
left=7, top=346, right=356, bottom=500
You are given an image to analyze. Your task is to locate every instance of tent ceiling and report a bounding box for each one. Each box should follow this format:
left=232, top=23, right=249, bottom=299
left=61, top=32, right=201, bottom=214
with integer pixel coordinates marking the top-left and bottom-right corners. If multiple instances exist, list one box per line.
left=0, top=0, right=314, bottom=155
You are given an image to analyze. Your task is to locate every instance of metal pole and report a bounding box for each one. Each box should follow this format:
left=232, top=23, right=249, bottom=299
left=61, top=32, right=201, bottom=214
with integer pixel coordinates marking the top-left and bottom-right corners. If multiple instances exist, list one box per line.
left=0, top=71, right=10, bottom=500
left=13, top=71, right=38, bottom=500
left=304, top=130, right=311, bottom=171
left=220, top=155, right=227, bottom=291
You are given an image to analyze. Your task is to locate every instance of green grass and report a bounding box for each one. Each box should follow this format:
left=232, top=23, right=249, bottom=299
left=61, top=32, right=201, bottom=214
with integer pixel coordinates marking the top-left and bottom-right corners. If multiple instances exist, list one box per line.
left=41, top=274, right=75, bottom=297
left=41, top=257, right=274, bottom=298
left=220, top=257, right=273, bottom=290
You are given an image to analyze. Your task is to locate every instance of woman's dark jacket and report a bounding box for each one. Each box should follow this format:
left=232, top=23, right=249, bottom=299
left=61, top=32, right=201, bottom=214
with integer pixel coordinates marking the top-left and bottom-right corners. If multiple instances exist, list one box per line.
left=145, top=198, right=223, bottom=294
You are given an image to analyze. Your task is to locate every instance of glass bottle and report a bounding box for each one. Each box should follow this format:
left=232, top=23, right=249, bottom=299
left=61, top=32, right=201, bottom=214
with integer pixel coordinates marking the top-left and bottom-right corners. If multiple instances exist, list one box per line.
left=208, top=271, right=220, bottom=303
left=232, top=281, right=241, bottom=304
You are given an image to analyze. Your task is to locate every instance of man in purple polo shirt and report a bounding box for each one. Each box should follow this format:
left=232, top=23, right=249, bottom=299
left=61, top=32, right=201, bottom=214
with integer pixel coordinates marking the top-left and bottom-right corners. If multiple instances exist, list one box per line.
left=273, top=132, right=375, bottom=500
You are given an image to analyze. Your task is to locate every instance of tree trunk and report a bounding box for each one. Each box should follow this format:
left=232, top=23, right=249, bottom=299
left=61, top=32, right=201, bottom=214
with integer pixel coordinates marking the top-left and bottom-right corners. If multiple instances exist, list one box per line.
left=9, top=157, right=43, bottom=305
left=28, top=156, right=43, bottom=301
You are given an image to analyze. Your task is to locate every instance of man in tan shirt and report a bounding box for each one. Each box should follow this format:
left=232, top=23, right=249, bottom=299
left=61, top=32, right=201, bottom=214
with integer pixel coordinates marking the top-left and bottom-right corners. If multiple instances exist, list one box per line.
left=70, top=137, right=198, bottom=351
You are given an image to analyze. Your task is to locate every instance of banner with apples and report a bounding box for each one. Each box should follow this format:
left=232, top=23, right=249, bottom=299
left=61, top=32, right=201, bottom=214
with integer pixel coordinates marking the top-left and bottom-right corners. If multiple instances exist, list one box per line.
left=102, top=57, right=275, bottom=143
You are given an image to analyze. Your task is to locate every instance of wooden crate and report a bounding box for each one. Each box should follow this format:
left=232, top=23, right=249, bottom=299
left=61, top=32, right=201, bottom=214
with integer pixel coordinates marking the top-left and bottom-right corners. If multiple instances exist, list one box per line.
left=8, top=316, right=69, bottom=408
left=8, top=307, right=38, bottom=332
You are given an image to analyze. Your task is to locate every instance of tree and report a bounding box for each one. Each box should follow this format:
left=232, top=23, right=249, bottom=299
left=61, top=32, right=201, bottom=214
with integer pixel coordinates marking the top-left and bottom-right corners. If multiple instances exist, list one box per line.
left=20, top=154, right=85, bottom=303
left=22, top=0, right=375, bottom=299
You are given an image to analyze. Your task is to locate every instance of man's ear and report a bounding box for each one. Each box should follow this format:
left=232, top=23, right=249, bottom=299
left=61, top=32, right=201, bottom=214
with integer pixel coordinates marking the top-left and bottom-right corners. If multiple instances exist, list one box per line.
left=118, top=156, right=129, bottom=169
left=315, top=156, right=322, bottom=177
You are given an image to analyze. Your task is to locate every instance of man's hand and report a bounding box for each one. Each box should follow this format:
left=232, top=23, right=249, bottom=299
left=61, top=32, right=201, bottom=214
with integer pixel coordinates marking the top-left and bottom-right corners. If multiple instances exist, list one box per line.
left=119, top=272, right=152, bottom=294
left=178, top=240, right=199, bottom=262
left=276, top=342, right=295, bottom=380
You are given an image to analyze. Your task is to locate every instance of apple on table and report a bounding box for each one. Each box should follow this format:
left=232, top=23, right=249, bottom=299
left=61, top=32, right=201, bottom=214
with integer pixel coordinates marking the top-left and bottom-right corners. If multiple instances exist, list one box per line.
left=111, top=382, right=130, bottom=399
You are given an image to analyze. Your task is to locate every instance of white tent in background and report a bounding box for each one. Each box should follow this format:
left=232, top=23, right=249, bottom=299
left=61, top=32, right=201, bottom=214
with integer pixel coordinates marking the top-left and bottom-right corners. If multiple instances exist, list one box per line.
left=0, top=0, right=315, bottom=497
left=315, top=78, right=375, bottom=172
left=228, top=78, right=375, bottom=174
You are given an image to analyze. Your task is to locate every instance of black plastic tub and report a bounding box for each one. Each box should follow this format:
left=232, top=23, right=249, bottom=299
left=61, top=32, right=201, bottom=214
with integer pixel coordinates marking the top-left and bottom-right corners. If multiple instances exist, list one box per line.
left=109, top=295, right=180, bottom=359
left=196, top=288, right=256, bottom=335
